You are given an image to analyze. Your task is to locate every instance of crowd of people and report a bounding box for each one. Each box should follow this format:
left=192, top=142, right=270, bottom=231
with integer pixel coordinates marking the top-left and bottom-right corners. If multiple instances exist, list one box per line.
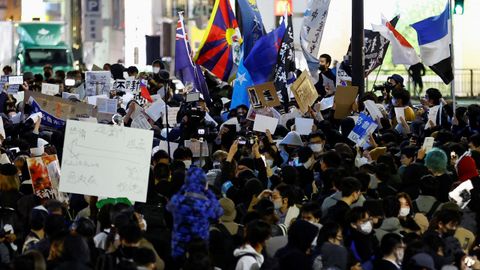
left=1, top=56, right=480, bottom=270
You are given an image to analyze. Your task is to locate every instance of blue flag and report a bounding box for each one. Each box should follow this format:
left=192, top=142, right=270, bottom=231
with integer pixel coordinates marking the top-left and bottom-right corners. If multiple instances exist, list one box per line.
left=230, top=54, right=254, bottom=109
left=175, top=13, right=211, bottom=103
left=244, top=21, right=286, bottom=84
left=236, top=0, right=265, bottom=58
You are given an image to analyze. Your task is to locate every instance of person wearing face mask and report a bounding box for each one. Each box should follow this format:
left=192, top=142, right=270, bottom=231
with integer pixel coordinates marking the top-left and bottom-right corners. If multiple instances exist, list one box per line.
left=312, top=222, right=348, bottom=270
left=324, top=177, right=362, bottom=226
left=373, top=233, right=405, bottom=270
left=270, top=184, right=299, bottom=229
left=345, top=207, right=379, bottom=267
left=308, top=131, right=326, bottom=159
left=294, top=147, right=316, bottom=197
left=43, top=64, right=53, bottom=81
left=374, top=196, right=403, bottom=243
left=173, top=147, right=193, bottom=169
left=313, top=54, right=336, bottom=98
left=423, top=208, right=464, bottom=268
left=390, top=88, right=414, bottom=135
left=278, top=131, right=303, bottom=165
left=397, top=192, right=429, bottom=234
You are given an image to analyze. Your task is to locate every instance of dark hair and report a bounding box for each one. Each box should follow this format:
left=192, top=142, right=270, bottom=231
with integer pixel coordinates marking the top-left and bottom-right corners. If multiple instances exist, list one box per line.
left=346, top=206, right=369, bottom=224
left=340, top=177, right=362, bottom=197
left=308, top=130, right=326, bottom=141
left=118, top=222, right=143, bottom=244
left=380, top=233, right=403, bottom=256
left=470, top=133, right=480, bottom=148
left=392, top=88, right=411, bottom=105
left=426, top=88, right=442, bottom=105
left=383, top=196, right=401, bottom=218
left=152, top=150, right=170, bottom=164
left=275, top=183, right=295, bottom=207
left=401, top=145, right=417, bottom=159
left=297, top=146, right=313, bottom=164
left=354, top=172, right=370, bottom=192
left=2, top=65, right=12, bottom=73
left=320, top=150, right=342, bottom=169
left=317, top=222, right=341, bottom=246
left=245, top=220, right=271, bottom=246
left=30, top=209, right=48, bottom=231
left=173, top=147, right=193, bottom=160
left=432, top=209, right=462, bottom=228
left=301, top=202, right=322, bottom=220
left=320, top=54, right=332, bottom=65
left=419, top=175, right=439, bottom=196
left=153, top=163, right=170, bottom=181
left=44, top=215, right=68, bottom=239
left=62, top=234, right=91, bottom=263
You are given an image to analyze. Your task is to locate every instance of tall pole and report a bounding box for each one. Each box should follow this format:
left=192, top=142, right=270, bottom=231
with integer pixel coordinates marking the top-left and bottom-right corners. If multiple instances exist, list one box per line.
left=449, top=0, right=456, bottom=112
left=352, top=0, right=365, bottom=98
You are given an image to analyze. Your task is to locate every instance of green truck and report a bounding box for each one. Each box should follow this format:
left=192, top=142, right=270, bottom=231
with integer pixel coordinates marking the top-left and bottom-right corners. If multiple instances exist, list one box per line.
left=15, top=22, right=75, bottom=74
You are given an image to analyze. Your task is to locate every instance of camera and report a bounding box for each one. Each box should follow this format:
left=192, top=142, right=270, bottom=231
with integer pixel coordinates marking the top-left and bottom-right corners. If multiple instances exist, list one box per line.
left=373, top=82, right=394, bottom=92
left=237, top=132, right=257, bottom=145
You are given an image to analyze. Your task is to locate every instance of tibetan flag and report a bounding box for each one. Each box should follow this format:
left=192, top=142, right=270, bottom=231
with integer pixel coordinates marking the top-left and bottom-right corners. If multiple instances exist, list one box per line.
left=236, top=0, right=265, bottom=58
left=194, top=0, right=242, bottom=82
left=175, top=13, right=211, bottom=104
left=244, top=21, right=286, bottom=85
left=140, top=81, right=153, bottom=103
left=372, top=16, right=420, bottom=65
left=411, top=3, right=453, bottom=84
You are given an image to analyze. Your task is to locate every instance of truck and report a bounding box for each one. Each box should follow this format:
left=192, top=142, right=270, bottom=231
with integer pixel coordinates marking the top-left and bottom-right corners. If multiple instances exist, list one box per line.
left=0, top=21, right=75, bottom=74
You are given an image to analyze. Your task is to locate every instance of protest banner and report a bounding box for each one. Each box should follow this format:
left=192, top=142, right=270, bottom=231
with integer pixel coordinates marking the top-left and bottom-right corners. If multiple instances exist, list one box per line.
left=85, top=71, right=111, bottom=96
left=113, top=79, right=127, bottom=92
left=24, top=91, right=95, bottom=121
left=247, top=82, right=281, bottom=108
left=347, top=113, right=378, bottom=146
left=333, top=86, right=358, bottom=119
left=291, top=70, right=318, bottom=114
left=41, top=83, right=60, bottom=96
left=59, top=120, right=153, bottom=202
left=27, top=155, right=66, bottom=201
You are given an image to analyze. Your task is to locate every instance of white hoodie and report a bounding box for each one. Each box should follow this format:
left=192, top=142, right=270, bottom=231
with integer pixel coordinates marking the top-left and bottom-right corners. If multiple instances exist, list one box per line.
left=233, top=244, right=264, bottom=270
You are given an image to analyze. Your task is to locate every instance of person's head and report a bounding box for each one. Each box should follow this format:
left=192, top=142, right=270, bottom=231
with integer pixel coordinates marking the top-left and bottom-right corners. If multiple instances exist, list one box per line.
left=152, top=149, right=170, bottom=166
left=424, top=88, right=442, bottom=106
left=252, top=199, right=278, bottom=225
left=30, top=208, right=48, bottom=232
left=391, top=88, right=411, bottom=107
left=347, top=206, right=372, bottom=235
left=61, top=234, right=91, bottom=263
left=134, top=248, right=157, bottom=270
left=71, top=217, right=96, bottom=238
left=118, top=221, right=143, bottom=247
left=244, top=219, right=271, bottom=248
left=43, top=64, right=53, bottom=78
left=424, top=148, right=448, bottom=175
left=103, top=63, right=111, bottom=71
left=397, top=193, right=413, bottom=218
left=382, top=196, right=401, bottom=218
left=381, top=233, right=405, bottom=264
left=127, top=66, right=139, bottom=77
left=308, top=131, right=326, bottom=155
left=153, top=163, right=171, bottom=182
left=418, top=175, right=438, bottom=196
left=317, top=222, right=343, bottom=246
left=287, top=220, right=319, bottom=254
left=388, top=74, right=404, bottom=89
left=319, top=150, right=342, bottom=171
left=400, top=145, right=417, bottom=166
left=0, top=164, right=20, bottom=191
left=297, top=146, right=314, bottom=169
left=173, top=147, right=193, bottom=167
left=432, top=209, right=462, bottom=236
left=300, top=202, right=322, bottom=225
left=319, top=54, right=332, bottom=71
left=54, top=70, right=65, bottom=81
left=152, top=59, right=165, bottom=73
left=272, top=183, right=294, bottom=211
left=3, top=65, right=13, bottom=75
left=340, top=177, right=362, bottom=204
left=469, top=133, right=480, bottom=151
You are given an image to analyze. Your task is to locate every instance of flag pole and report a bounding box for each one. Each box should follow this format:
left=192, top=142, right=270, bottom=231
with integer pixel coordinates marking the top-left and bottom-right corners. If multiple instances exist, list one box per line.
left=449, top=0, right=456, bottom=112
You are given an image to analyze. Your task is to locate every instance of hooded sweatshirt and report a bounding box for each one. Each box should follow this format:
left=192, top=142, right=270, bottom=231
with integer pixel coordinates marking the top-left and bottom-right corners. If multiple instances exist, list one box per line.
left=374, top=217, right=402, bottom=242
left=234, top=244, right=264, bottom=270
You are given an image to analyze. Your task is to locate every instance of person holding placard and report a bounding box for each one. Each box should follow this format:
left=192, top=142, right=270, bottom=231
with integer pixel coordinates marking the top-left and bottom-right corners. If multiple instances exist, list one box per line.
left=423, top=88, right=450, bottom=133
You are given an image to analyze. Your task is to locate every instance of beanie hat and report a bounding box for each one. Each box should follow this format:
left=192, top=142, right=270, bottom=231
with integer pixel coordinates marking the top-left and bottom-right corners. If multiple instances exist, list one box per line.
left=424, top=148, right=448, bottom=174
left=456, top=155, right=478, bottom=182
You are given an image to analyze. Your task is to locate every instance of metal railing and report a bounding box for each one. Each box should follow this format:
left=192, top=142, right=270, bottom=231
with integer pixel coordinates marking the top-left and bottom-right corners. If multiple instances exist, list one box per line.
left=365, top=69, right=480, bottom=98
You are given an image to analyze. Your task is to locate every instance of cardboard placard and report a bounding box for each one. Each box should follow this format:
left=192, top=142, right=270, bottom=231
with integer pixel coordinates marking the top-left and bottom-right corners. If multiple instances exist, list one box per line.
left=247, top=81, right=281, bottom=108
left=291, top=70, right=319, bottom=114
left=24, top=91, right=96, bottom=120
left=59, top=120, right=153, bottom=202
left=27, top=155, right=66, bottom=201
left=333, top=86, right=358, bottom=119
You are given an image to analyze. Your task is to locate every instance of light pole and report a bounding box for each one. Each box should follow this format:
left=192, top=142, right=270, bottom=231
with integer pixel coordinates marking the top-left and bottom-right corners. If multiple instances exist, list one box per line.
left=351, top=0, right=365, bottom=98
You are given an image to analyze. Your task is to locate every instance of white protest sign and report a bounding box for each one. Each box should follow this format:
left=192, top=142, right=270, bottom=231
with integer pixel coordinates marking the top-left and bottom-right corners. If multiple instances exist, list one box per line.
left=253, top=114, right=278, bottom=133
left=425, top=105, right=440, bottom=129
left=87, top=94, right=108, bottom=105
left=145, top=101, right=165, bottom=122
left=318, top=96, right=334, bottom=111
left=85, top=71, right=111, bottom=96
left=59, top=120, right=153, bottom=202
left=364, top=100, right=383, bottom=120
left=162, top=106, right=180, bottom=126
left=394, top=107, right=405, bottom=124
left=96, top=98, right=118, bottom=114
left=131, top=113, right=152, bottom=130
left=41, top=83, right=60, bottom=96
left=295, top=118, right=314, bottom=135
left=113, top=79, right=127, bottom=92
left=0, top=153, right=10, bottom=164
left=8, top=75, right=23, bottom=85
left=423, top=137, right=435, bottom=153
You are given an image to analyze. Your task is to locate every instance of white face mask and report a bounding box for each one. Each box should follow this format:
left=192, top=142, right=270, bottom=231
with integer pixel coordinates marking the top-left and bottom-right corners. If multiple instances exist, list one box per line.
left=273, top=199, right=283, bottom=210
left=395, top=249, right=404, bottom=264
left=265, top=159, right=274, bottom=168
left=359, top=221, right=373, bottom=234
left=183, top=160, right=192, bottom=168
left=152, top=67, right=160, bottom=74
left=399, top=207, right=410, bottom=217
left=309, top=143, right=323, bottom=153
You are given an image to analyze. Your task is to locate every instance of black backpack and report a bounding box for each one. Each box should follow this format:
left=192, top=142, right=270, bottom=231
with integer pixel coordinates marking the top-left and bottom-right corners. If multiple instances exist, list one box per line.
left=210, top=223, right=244, bottom=270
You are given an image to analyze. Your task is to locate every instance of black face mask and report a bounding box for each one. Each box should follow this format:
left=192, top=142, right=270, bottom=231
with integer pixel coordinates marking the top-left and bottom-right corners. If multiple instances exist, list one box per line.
left=319, top=65, right=327, bottom=72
